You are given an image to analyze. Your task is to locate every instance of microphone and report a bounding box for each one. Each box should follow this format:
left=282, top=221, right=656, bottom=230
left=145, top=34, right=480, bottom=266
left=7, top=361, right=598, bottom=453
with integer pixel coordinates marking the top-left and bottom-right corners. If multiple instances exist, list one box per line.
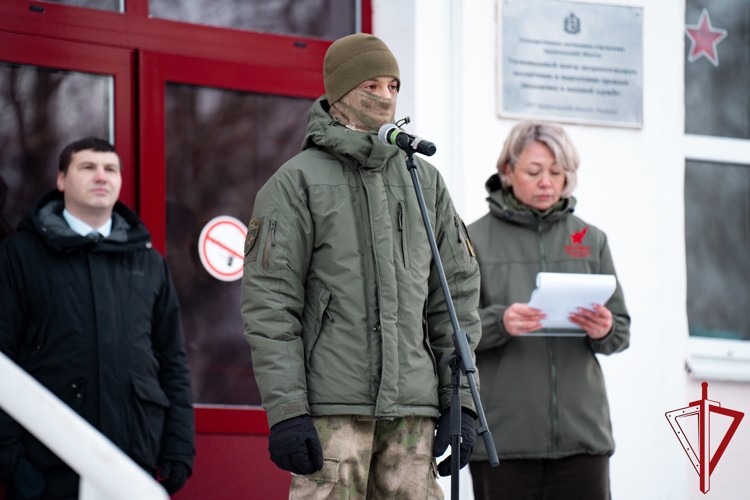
left=378, top=124, right=437, bottom=156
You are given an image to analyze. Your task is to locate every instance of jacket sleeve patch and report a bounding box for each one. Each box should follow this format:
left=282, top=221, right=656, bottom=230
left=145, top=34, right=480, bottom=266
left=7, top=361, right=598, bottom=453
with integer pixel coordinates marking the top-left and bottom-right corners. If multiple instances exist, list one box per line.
left=245, top=216, right=264, bottom=261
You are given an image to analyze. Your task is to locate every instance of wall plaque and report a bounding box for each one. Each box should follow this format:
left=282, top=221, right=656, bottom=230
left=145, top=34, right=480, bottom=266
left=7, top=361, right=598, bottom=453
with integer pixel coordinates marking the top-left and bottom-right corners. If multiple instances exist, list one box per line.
left=499, top=0, right=643, bottom=127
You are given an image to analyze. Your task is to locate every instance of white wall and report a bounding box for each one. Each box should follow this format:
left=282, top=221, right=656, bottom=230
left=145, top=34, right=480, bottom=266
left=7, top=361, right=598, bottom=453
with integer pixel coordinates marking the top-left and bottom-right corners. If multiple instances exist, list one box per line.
left=375, top=0, right=750, bottom=498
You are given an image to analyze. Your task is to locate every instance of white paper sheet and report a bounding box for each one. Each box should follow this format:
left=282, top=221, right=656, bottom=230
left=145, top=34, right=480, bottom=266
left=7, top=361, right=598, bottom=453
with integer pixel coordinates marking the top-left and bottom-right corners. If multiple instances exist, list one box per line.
left=527, top=272, right=617, bottom=330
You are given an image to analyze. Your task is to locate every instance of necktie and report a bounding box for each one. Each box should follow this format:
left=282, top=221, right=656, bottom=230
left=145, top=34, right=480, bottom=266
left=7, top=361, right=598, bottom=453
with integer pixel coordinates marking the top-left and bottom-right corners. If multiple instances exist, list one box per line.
left=86, top=232, right=102, bottom=242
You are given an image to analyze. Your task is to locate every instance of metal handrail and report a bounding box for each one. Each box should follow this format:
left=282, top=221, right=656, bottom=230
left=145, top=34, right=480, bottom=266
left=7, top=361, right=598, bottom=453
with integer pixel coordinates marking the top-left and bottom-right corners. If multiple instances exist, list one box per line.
left=0, top=351, right=167, bottom=500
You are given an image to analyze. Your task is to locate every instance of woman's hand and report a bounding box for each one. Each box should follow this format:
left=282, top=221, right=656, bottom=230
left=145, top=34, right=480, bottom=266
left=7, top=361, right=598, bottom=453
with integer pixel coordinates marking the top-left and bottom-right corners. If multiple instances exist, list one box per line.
left=568, top=303, right=613, bottom=339
left=503, top=303, right=546, bottom=336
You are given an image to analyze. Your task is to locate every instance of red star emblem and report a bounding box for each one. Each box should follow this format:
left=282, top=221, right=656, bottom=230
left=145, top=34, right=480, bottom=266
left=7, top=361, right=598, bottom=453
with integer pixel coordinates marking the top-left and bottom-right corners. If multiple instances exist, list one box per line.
left=685, top=9, right=727, bottom=66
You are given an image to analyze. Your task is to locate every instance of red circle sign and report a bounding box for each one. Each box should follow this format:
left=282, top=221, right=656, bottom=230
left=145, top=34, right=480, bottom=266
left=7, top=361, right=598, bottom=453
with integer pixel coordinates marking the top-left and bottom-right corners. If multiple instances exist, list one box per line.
left=198, top=216, right=247, bottom=282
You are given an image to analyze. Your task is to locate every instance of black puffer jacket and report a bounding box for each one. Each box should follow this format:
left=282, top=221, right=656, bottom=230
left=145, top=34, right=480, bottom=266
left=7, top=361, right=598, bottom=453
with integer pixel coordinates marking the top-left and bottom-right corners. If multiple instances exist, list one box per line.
left=0, top=190, right=194, bottom=477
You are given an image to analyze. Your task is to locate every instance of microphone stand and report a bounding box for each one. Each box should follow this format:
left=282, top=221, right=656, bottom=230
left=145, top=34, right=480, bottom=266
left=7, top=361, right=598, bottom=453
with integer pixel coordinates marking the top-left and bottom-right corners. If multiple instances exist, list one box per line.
left=403, top=149, right=499, bottom=499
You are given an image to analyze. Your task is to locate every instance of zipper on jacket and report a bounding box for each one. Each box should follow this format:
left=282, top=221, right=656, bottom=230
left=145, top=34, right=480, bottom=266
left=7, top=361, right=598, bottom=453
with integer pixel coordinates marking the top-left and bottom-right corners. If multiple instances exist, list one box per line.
left=262, top=218, right=277, bottom=270
left=537, top=220, right=548, bottom=272
left=398, top=202, right=409, bottom=269
left=549, top=339, right=560, bottom=449
left=538, top=218, right=558, bottom=448
left=454, top=215, right=475, bottom=259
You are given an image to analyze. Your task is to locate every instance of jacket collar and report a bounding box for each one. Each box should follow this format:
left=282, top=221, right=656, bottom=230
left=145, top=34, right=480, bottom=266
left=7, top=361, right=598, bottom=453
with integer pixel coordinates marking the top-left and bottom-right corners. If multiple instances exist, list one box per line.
left=484, top=173, right=576, bottom=228
left=18, top=190, right=153, bottom=253
left=302, top=96, right=401, bottom=171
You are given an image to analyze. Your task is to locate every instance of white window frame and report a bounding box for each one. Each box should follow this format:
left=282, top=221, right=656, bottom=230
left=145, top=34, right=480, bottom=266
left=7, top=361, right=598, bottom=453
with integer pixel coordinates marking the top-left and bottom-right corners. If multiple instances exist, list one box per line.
left=684, top=134, right=750, bottom=381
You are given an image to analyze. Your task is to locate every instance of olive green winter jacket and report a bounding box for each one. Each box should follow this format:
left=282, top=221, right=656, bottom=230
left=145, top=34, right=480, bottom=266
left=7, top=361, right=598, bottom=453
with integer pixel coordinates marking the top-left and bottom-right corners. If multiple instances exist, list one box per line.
left=467, top=174, right=630, bottom=461
left=241, top=97, right=481, bottom=428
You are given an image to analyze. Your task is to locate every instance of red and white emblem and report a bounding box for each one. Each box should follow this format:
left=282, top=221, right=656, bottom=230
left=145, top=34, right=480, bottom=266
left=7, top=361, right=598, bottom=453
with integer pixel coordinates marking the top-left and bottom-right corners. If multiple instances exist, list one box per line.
left=198, top=215, right=247, bottom=282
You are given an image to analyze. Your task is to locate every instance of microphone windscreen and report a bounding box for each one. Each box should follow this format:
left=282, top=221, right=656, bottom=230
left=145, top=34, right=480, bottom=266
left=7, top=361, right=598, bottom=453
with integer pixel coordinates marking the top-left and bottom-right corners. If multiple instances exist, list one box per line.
left=378, top=123, right=398, bottom=146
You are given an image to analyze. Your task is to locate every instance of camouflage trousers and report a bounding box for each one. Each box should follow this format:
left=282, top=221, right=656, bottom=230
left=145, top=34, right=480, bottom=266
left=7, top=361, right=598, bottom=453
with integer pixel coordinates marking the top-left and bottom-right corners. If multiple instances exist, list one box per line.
left=288, top=415, right=443, bottom=500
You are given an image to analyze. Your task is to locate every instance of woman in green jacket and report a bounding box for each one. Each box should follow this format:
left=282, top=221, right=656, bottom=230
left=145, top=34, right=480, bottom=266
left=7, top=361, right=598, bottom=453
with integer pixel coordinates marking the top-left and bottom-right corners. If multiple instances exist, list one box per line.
left=467, top=121, right=630, bottom=500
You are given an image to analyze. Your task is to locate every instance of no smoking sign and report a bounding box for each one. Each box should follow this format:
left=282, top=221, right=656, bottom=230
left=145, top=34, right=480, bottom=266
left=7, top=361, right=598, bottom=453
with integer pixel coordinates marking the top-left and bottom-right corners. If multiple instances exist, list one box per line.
left=198, top=215, right=247, bottom=282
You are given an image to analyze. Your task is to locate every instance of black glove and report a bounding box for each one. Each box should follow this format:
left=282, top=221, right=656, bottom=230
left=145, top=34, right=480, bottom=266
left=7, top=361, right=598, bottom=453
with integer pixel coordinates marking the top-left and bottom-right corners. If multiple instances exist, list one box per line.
left=432, top=408, right=476, bottom=477
left=158, top=460, right=190, bottom=495
left=268, top=415, right=324, bottom=475
left=11, top=458, right=45, bottom=500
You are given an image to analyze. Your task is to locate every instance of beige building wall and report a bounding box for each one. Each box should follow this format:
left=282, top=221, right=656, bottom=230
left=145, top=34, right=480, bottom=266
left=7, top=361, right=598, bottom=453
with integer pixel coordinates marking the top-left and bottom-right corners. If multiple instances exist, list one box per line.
left=375, top=0, right=750, bottom=498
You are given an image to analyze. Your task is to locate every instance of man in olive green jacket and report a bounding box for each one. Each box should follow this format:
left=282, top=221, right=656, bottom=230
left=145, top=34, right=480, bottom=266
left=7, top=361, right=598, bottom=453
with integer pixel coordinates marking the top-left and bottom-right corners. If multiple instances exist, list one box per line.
left=241, top=33, right=481, bottom=499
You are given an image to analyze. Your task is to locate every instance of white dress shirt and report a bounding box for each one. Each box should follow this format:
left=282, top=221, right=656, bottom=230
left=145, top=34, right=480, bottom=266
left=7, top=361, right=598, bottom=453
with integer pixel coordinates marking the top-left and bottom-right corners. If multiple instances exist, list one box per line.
left=62, top=209, right=112, bottom=238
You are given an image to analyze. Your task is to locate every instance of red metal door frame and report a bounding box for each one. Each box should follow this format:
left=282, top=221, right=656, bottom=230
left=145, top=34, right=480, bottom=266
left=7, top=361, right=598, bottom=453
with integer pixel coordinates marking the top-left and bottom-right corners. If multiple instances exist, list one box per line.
left=1, top=2, right=372, bottom=496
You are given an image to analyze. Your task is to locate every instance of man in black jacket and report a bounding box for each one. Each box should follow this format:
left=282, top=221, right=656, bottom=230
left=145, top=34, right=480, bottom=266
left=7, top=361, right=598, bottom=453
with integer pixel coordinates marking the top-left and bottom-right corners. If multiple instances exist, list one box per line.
left=0, top=137, right=195, bottom=499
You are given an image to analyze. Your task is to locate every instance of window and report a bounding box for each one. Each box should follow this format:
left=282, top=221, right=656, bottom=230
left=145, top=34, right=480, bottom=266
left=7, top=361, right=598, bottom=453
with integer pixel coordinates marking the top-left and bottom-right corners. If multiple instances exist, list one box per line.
left=685, top=1, right=750, bottom=139
left=149, top=0, right=359, bottom=38
left=138, top=51, right=322, bottom=406
left=684, top=0, right=750, bottom=380
left=164, top=83, right=312, bottom=404
left=685, top=159, right=750, bottom=342
left=0, top=63, right=113, bottom=238
left=0, top=32, right=133, bottom=241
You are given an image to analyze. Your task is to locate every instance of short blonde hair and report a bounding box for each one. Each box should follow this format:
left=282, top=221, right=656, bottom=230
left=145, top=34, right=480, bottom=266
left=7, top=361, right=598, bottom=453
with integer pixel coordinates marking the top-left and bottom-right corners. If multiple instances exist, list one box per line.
left=497, top=121, right=580, bottom=198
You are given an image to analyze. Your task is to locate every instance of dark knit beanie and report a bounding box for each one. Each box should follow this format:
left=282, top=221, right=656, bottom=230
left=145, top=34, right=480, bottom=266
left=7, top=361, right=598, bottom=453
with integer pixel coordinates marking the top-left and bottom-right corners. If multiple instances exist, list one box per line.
left=324, top=33, right=400, bottom=105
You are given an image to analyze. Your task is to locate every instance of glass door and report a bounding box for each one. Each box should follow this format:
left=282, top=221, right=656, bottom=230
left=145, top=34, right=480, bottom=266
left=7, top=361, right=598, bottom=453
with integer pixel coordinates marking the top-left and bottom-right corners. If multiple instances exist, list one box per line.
left=139, top=50, right=322, bottom=411
left=0, top=31, right=133, bottom=240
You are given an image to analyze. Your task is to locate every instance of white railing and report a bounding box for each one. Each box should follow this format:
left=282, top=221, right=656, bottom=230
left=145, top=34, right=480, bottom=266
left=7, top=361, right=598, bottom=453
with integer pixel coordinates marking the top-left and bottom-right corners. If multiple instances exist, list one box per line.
left=0, top=351, right=168, bottom=500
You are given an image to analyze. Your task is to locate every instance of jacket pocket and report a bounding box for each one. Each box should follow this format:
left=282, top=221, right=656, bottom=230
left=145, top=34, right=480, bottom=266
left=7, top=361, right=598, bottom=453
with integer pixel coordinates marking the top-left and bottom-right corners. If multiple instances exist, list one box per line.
left=397, top=201, right=410, bottom=269
left=128, top=373, right=170, bottom=468
left=301, top=283, right=333, bottom=369
left=262, top=212, right=278, bottom=271
left=422, top=304, right=438, bottom=377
